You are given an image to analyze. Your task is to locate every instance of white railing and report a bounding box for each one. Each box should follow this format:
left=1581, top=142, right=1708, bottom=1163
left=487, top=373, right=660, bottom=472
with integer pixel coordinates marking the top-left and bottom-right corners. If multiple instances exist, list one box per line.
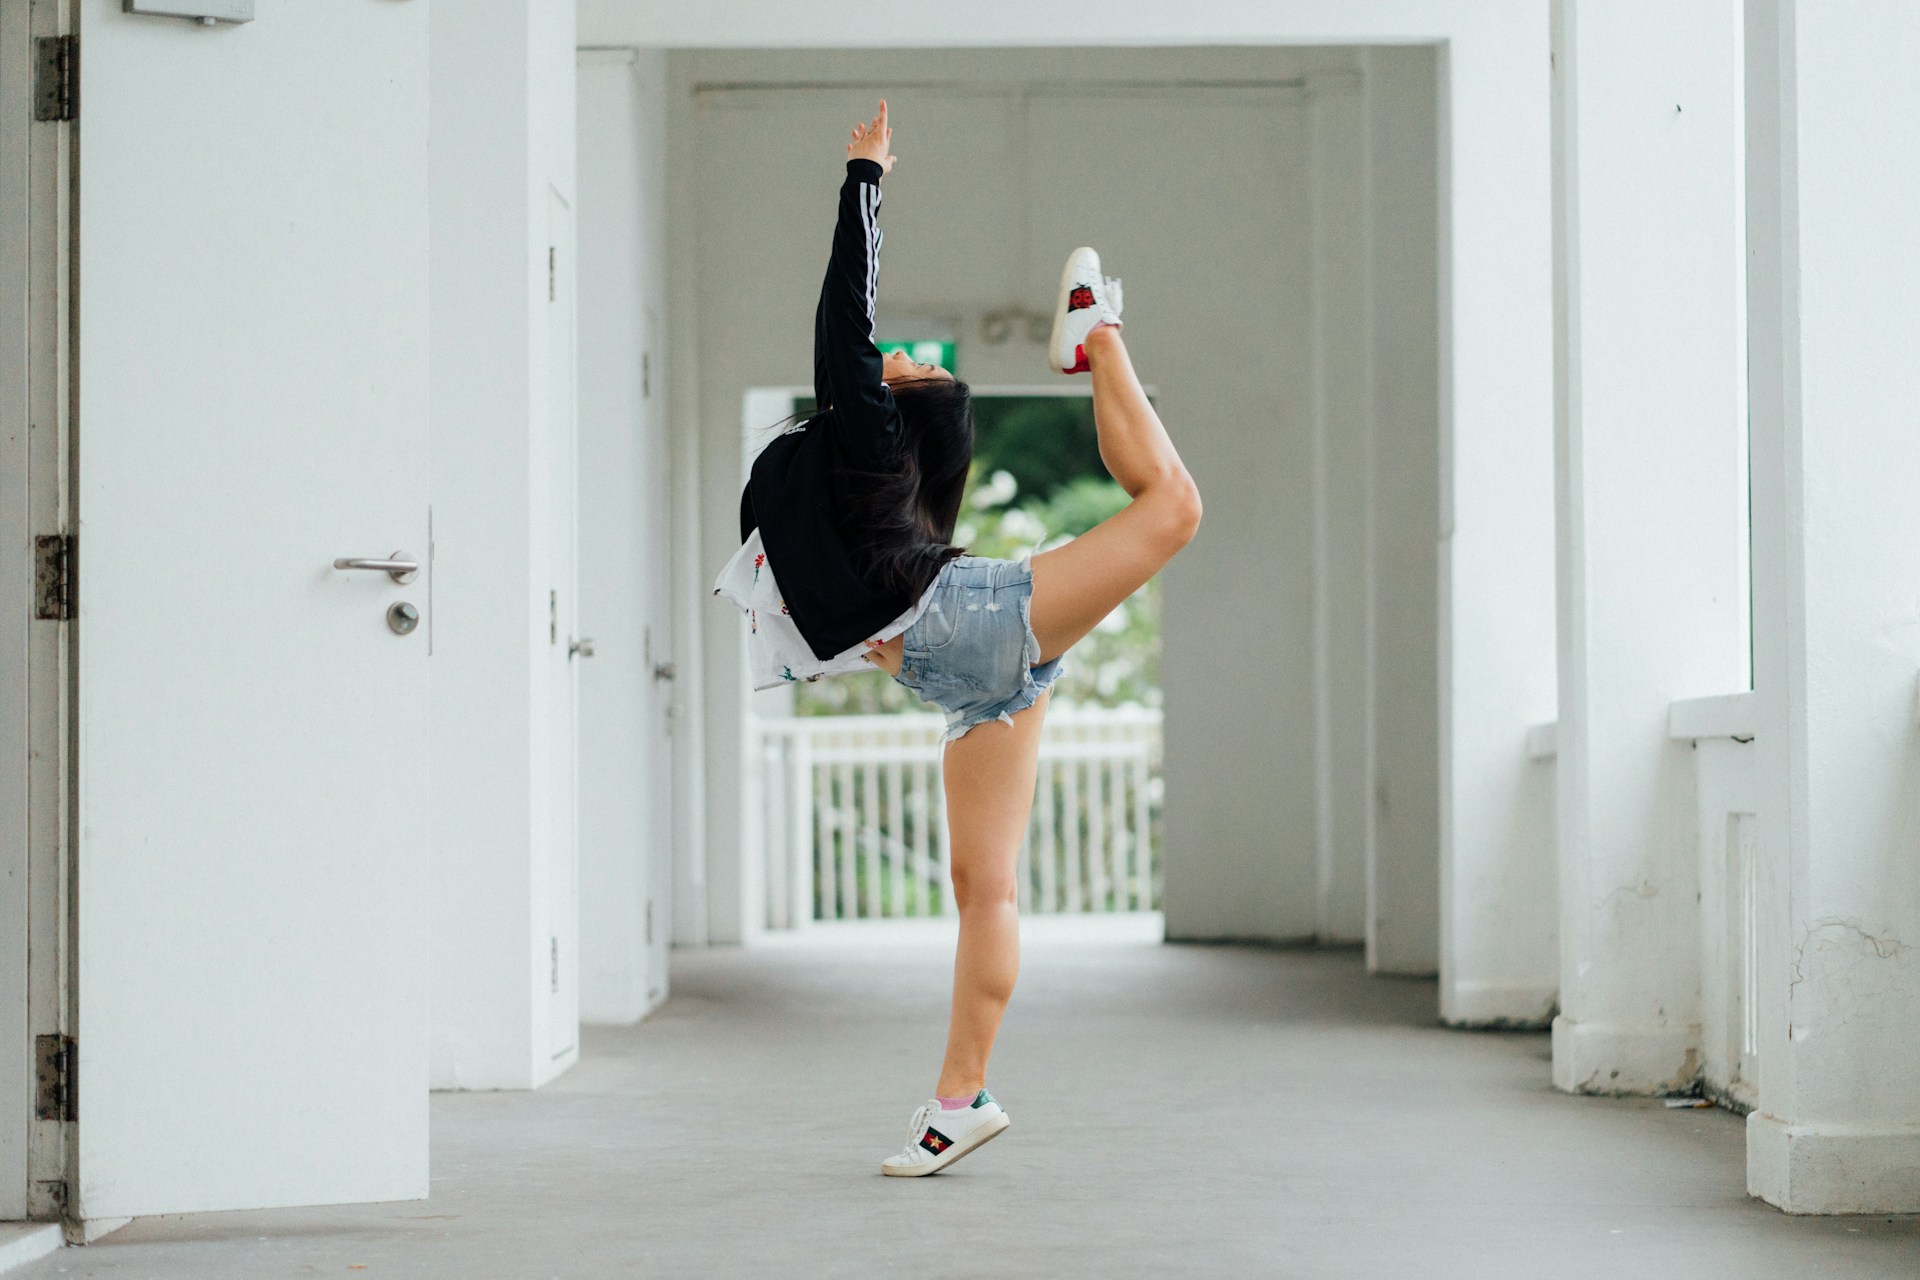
left=755, top=706, right=1163, bottom=926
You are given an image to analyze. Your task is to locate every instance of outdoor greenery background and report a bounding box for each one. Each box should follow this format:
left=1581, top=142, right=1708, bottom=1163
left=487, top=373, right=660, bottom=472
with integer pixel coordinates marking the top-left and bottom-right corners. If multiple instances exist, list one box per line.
left=792, top=394, right=1163, bottom=716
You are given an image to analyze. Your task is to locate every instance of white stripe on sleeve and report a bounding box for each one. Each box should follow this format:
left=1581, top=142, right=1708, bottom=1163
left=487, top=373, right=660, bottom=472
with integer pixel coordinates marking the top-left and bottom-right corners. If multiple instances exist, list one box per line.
left=864, top=184, right=880, bottom=330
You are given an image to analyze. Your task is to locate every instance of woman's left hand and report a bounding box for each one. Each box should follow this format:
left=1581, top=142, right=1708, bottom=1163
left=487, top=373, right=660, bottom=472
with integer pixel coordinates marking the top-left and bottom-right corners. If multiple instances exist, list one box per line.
left=847, top=99, right=896, bottom=176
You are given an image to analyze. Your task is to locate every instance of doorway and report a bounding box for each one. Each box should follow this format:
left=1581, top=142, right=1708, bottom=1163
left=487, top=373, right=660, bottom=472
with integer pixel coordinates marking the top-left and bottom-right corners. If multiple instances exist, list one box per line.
left=736, top=384, right=1169, bottom=935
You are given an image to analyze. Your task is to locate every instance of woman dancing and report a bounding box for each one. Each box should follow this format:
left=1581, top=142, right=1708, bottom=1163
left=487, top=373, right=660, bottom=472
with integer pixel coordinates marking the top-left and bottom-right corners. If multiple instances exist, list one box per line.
left=712, top=101, right=1202, bottom=1176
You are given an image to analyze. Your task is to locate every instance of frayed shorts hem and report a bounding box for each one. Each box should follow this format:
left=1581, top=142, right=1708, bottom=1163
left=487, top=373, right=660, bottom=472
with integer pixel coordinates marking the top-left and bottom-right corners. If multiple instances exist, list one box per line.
left=891, top=553, right=1066, bottom=743
left=932, top=655, right=1067, bottom=747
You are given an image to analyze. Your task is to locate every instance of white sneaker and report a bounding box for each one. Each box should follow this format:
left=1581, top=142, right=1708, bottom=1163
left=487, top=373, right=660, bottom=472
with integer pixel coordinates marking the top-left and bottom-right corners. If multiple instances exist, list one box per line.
left=880, top=1090, right=1011, bottom=1177
left=1046, top=246, right=1124, bottom=375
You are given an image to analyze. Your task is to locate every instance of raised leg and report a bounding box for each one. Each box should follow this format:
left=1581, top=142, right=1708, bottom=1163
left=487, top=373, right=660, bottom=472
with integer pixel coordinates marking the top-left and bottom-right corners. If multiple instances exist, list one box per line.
left=933, top=690, right=1048, bottom=1098
left=1028, top=326, right=1201, bottom=663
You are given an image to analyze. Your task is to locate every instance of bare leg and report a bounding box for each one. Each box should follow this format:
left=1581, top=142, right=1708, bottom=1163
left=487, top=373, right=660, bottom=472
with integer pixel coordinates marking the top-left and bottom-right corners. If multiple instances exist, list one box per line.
left=933, top=690, right=1048, bottom=1097
left=1029, top=327, right=1201, bottom=661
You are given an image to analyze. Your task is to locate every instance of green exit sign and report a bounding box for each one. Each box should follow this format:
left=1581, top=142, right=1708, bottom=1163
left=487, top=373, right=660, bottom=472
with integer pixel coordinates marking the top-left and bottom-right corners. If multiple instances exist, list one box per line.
left=878, top=339, right=957, bottom=375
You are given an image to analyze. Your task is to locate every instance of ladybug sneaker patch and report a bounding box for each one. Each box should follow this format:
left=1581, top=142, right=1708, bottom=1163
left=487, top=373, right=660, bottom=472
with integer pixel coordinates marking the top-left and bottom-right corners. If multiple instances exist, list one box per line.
left=1048, top=249, right=1123, bottom=375
left=882, top=1093, right=1011, bottom=1175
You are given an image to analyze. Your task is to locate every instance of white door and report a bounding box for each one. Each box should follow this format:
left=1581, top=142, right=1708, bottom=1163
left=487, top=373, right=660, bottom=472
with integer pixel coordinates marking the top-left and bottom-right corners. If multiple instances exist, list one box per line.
left=638, top=305, right=675, bottom=1003
left=544, top=186, right=581, bottom=1061
left=72, top=5, right=430, bottom=1219
left=575, top=52, right=674, bottom=1020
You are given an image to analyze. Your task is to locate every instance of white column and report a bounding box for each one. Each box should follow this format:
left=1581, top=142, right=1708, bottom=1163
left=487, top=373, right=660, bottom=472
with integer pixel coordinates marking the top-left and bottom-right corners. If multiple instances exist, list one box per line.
left=1308, top=70, right=1369, bottom=944
left=1744, top=0, right=1920, bottom=1215
left=1548, top=0, right=1750, bottom=1092
left=1362, top=46, right=1444, bottom=977
left=428, top=0, right=579, bottom=1089
left=1431, top=21, right=1562, bottom=1020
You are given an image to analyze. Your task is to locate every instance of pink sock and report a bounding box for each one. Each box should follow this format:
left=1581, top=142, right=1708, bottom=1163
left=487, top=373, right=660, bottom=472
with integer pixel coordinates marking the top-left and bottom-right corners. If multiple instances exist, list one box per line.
left=937, top=1093, right=975, bottom=1110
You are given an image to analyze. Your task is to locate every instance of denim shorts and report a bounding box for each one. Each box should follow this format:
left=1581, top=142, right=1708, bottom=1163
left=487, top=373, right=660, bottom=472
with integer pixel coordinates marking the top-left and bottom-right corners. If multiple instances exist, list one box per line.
left=893, top=554, right=1066, bottom=745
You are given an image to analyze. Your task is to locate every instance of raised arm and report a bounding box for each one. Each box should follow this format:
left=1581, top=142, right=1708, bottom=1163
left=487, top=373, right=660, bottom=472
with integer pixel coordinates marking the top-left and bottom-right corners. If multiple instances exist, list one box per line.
left=812, top=101, right=900, bottom=461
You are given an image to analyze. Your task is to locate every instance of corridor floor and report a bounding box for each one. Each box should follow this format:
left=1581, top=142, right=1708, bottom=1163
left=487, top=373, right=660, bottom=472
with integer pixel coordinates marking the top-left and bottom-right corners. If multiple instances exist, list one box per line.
left=18, top=918, right=1920, bottom=1278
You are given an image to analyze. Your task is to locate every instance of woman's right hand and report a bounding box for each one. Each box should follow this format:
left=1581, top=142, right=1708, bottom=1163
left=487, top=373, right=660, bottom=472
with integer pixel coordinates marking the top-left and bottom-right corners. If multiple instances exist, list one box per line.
left=847, top=99, right=896, bottom=176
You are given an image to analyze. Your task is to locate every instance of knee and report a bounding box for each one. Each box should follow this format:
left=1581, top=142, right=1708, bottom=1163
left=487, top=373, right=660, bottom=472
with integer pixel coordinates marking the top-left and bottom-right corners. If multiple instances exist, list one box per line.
left=950, top=861, right=1017, bottom=913
left=1156, top=470, right=1203, bottom=550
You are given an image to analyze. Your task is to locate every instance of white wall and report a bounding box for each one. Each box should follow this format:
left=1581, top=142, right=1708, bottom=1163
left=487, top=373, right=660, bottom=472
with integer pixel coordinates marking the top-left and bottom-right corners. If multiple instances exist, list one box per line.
left=429, top=0, right=580, bottom=1089
left=576, top=48, right=674, bottom=1024
left=1548, top=0, right=1749, bottom=1088
left=1745, top=0, right=1920, bottom=1216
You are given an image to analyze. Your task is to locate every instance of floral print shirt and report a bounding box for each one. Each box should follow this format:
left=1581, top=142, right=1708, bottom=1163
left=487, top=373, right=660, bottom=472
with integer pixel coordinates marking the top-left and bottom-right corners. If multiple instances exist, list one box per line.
left=712, top=528, right=935, bottom=692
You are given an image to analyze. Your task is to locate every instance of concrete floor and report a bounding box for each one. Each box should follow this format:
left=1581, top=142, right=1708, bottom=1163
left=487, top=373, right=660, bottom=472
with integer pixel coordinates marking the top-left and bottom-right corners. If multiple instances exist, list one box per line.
left=16, top=917, right=1920, bottom=1278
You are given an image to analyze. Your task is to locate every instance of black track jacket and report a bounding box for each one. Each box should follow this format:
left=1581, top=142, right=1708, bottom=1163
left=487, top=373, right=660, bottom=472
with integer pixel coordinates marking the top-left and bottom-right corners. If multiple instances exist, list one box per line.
left=737, top=158, right=918, bottom=660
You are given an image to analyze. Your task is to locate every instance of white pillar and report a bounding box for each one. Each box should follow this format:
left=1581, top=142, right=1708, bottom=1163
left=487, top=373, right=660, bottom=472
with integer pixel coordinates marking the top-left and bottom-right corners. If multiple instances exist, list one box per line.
left=1744, top=0, right=1920, bottom=1215
left=428, top=0, right=579, bottom=1089
left=1548, top=0, right=1750, bottom=1090
left=1362, top=46, right=1444, bottom=977
left=1308, top=70, right=1369, bottom=944
left=1431, top=20, right=1562, bottom=1020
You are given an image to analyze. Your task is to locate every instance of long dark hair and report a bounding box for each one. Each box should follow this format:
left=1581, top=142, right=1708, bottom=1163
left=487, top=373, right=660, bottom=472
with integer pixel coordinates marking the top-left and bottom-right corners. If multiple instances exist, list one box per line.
left=839, top=377, right=975, bottom=596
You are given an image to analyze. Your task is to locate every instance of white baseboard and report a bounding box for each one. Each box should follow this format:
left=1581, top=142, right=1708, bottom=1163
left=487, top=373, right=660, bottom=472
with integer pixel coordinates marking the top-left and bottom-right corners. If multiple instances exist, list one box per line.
left=1748, top=1113, right=1920, bottom=1214
left=1442, top=980, right=1557, bottom=1029
left=1550, top=1015, right=1699, bottom=1094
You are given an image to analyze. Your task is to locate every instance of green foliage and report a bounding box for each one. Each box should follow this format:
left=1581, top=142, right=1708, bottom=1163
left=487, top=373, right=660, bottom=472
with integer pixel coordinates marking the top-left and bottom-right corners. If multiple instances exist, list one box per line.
left=968, top=396, right=1102, bottom=504
left=1037, top=474, right=1133, bottom=537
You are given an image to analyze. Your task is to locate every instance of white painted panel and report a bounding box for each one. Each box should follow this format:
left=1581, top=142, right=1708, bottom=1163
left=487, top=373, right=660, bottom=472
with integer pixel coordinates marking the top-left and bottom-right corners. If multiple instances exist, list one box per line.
left=73, top=3, right=429, bottom=1217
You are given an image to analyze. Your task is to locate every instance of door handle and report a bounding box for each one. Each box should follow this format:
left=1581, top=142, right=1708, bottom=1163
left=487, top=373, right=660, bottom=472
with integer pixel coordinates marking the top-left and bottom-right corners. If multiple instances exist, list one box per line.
left=332, top=550, right=419, bottom=584
left=569, top=637, right=596, bottom=659
left=653, top=662, right=675, bottom=681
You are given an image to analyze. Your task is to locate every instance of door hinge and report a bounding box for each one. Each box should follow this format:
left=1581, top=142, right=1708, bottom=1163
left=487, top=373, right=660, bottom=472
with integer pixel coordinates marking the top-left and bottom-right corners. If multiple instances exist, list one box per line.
left=547, top=246, right=556, bottom=302
left=550, top=936, right=560, bottom=994
left=34, top=36, right=77, bottom=123
left=34, top=533, right=73, bottom=621
left=35, top=1034, right=75, bottom=1122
